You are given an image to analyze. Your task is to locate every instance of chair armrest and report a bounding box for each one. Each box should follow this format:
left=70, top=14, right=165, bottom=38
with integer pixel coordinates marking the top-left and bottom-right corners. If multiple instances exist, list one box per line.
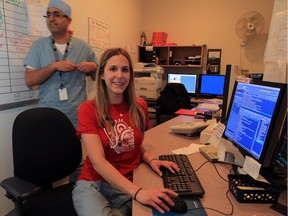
left=1, top=176, right=42, bottom=201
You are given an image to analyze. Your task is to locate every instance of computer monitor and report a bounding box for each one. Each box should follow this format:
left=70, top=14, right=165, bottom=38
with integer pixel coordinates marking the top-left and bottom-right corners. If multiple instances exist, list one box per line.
left=197, top=74, right=225, bottom=98
left=167, top=73, right=197, bottom=95
left=224, top=80, right=287, bottom=172
left=220, top=64, right=238, bottom=123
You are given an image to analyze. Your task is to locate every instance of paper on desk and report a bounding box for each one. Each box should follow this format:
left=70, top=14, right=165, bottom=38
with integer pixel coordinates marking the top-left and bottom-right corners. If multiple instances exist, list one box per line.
left=217, top=139, right=245, bottom=167
left=208, top=122, right=225, bottom=147
left=242, top=156, right=269, bottom=184
left=172, top=143, right=202, bottom=155
left=205, top=98, right=223, bottom=104
left=197, top=103, right=220, bottom=112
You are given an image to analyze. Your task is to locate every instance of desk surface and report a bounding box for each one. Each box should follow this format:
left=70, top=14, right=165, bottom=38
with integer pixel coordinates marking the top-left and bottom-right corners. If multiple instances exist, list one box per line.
left=133, top=115, right=287, bottom=216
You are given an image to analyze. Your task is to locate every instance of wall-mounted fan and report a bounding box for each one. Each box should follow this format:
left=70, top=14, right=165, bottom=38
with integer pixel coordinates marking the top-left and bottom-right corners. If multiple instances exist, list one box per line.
left=236, top=11, right=265, bottom=46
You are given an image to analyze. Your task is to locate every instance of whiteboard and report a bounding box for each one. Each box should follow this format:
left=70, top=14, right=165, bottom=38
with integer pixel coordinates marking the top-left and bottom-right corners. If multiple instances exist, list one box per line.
left=0, top=0, right=40, bottom=110
left=88, top=17, right=110, bottom=60
left=87, top=18, right=110, bottom=99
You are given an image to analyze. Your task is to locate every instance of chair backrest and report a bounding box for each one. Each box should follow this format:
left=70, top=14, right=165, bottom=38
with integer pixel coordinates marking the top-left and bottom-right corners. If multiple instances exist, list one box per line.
left=12, top=107, right=82, bottom=186
left=157, top=83, right=191, bottom=114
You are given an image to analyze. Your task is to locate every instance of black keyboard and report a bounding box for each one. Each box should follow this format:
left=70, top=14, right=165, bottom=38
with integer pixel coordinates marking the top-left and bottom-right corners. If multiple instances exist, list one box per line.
left=159, top=154, right=205, bottom=197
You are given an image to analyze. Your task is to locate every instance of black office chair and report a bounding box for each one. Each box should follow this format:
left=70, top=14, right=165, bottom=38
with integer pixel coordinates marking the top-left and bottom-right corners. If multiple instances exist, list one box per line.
left=155, top=83, right=193, bottom=125
left=1, top=107, right=82, bottom=216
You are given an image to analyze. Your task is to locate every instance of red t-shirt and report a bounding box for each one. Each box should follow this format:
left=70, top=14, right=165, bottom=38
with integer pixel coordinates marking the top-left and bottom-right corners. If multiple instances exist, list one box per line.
left=77, top=98, right=150, bottom=182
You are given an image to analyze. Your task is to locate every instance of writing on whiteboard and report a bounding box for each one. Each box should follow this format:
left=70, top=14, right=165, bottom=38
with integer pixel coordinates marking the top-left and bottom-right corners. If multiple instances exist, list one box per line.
left=88, top=18, right=110, bottom=59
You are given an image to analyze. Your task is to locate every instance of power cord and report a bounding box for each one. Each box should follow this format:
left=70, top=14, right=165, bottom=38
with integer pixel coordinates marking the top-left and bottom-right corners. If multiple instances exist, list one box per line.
left=194, top=160, right=229, bottom=182
left=194, top=160, right=234, bottom=215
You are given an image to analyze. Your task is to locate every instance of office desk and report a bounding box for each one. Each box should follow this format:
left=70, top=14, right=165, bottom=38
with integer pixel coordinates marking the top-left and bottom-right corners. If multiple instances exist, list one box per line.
left=133, top=115, right=287, bottom=216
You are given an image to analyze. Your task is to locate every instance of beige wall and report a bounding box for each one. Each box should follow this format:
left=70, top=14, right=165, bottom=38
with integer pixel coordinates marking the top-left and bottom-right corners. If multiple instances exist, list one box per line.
left=0, top=1, right=144, bottom=215
left=142, top=0, right=274, bottom=74
left=0, top=0, right=277, bottom=215
left=67, top=0, right=144, bottom=64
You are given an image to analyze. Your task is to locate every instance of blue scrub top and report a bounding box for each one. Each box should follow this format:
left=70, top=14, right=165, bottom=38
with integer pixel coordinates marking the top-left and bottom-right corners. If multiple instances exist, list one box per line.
left=24, top=36, right=98, bottom=128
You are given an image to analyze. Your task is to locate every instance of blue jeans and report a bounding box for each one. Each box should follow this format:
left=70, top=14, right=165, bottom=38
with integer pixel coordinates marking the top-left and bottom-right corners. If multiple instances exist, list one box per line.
left=72, top=180, right=132, bottom=216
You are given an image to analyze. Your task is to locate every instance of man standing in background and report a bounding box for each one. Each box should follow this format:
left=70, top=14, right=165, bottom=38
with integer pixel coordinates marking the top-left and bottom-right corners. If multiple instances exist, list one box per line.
left=24, top=0, right=98, bottom=129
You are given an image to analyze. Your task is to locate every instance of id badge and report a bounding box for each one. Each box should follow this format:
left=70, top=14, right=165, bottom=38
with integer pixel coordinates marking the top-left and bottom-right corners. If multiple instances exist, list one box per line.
left=59, top=87, right=68, bottom=100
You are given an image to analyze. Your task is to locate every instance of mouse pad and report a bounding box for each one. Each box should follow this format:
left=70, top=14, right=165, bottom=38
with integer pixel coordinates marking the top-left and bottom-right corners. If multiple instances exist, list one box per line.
left=152, top=197, right=207, bottom=216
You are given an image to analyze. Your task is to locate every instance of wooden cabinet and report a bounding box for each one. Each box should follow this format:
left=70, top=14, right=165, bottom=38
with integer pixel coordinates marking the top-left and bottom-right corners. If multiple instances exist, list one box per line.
left=139, top=45, right=206, bottom=68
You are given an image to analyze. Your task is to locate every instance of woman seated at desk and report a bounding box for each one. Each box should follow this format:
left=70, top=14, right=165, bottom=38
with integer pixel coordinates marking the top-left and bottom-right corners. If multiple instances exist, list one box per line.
left=72, top=48, right=180, bottom=216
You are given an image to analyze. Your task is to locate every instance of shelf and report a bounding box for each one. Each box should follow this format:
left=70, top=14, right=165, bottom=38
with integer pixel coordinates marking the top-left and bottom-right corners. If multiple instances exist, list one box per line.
left=139, top=45, right=206, bottom=68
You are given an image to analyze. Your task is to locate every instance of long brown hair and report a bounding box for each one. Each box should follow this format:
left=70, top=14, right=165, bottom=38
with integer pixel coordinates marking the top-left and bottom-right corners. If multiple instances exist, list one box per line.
left=95, top=48, right=146, bottom=132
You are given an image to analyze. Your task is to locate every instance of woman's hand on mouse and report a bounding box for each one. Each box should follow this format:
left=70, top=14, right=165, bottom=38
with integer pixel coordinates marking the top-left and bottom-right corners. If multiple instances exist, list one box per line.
left=134, top=188, right=178, bottom=214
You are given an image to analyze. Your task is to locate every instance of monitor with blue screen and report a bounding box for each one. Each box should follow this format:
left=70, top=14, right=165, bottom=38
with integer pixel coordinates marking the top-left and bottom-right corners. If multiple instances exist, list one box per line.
left=167, top=73, right=197, bottom=95
left=198, top=74, right=225, bottom=98
left=224, top=81, right=287, bottom=169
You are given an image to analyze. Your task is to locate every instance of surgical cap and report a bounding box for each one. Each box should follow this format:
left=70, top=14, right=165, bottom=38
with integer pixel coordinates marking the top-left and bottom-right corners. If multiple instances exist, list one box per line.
left=48, top=0, right=71, bottom=17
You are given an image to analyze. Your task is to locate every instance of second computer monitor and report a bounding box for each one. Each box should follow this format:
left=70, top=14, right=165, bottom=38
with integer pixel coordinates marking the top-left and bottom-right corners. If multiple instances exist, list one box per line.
left=167, top=73, right=197, bottom=95
left=198, top=74, right=225, bottom=98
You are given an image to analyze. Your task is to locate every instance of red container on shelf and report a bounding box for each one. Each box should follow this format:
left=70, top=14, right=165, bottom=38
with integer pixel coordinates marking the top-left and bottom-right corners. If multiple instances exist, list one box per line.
left=152, top=32, right=167, bottom=46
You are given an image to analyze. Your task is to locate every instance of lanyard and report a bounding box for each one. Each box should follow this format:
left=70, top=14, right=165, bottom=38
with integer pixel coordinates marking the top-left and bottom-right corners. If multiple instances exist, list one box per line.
left=51, top=35, right=71, bottom=88
left=51, top=35, right=71, bottom=62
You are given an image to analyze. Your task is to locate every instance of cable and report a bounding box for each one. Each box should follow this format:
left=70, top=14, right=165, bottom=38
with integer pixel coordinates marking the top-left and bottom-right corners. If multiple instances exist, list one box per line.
left=194, top=160, right=210, bottom=172
left=211, top=162, right=229, bottom=182
left=194, top=160, right=234, bottom=215
left=194, top=160, right=229, bottom=182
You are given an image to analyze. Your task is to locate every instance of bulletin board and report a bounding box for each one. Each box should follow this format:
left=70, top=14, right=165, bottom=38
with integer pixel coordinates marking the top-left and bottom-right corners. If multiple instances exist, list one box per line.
left=88, top=17, right=110, bottom=59
left=263, top=9, right=287, bottom=83
left=0, top=0, right=41, bottom=111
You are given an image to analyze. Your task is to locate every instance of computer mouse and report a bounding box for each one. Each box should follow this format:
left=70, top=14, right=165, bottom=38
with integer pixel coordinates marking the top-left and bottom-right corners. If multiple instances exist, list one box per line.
left=160, top=195, right=188, bottom=213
